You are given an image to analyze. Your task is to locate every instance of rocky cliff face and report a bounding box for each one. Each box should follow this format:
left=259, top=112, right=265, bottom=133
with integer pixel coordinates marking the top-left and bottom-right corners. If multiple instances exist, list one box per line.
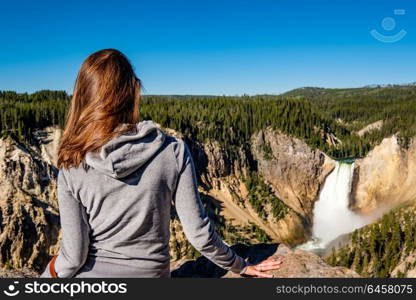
left=351, top=136, right=416, bottom=214
left=1, top=124, right=412, bottom=277
left=0, top=128, right=61, bottom=272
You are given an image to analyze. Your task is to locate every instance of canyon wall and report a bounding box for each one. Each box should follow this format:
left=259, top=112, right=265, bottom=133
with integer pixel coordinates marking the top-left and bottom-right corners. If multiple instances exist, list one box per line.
left=351, top=136, right=416, bottom=214
left=326, top=200, right=416, bottom=278
left=172, top=244, right=360, bottom=278
left=251, top=128, right=335, bottom=221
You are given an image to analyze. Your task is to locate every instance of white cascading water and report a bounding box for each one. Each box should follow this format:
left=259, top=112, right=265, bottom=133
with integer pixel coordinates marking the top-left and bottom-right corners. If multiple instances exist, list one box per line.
left=298, top=161, right=372, bottom=252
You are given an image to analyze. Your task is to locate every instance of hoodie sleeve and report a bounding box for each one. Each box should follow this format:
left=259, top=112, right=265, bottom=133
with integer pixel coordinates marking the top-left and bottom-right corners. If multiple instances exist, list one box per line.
left=41, top=170, right=90, bottom=278
left=172, top=139, right=247, bottom=274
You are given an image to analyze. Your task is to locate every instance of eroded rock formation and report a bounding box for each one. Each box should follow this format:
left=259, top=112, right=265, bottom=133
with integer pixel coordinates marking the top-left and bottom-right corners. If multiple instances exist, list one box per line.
left=1, top=124, right=413, bottom=278
left=351, top=136, right=416, bottom=214
left=0, top=128, right=61, bottom=272
left=172, top=243, right=360, bottom=278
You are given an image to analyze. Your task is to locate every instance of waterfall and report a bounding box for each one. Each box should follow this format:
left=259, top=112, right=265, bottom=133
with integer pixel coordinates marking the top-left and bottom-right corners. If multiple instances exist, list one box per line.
left=298, top=161, right=372, bottom=251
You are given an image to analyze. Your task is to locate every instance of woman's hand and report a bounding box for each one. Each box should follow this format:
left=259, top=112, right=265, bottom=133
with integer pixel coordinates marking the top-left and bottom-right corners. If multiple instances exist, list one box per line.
left=241, top=256, right=284, bottom=278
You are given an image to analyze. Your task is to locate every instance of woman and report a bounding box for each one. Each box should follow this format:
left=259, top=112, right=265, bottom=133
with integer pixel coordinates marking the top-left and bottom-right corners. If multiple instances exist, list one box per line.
left=41, top=49, right=283, bottom=278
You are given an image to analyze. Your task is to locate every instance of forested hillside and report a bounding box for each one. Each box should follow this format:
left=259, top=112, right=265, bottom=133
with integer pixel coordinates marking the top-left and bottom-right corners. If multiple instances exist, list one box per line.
left=1, top=84, right=416, bottom=159
left=327, top=201, right=416, bottom=278
left=284, top=84, right=416, bottom=149
left=0, top=90, right=67, bottom=139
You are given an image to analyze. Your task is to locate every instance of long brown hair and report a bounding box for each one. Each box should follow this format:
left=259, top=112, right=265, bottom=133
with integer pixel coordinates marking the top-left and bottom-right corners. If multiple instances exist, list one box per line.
left=58, top=49, right=141, bottom=169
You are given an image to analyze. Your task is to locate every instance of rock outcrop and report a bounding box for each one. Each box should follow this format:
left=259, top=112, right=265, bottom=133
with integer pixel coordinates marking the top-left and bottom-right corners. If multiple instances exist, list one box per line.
left=0, top=268, right=39, bottom=278
left=0, top=124, right=344, bottom=275
left=172, top=244, right=360, bottom=278
left=187, top=128, right=336, bottom=246
left=392, top=250, right=416, bottom=278
left=357, top=120, right=383, bottom=137
left=2, top=124, right=411, bottom=278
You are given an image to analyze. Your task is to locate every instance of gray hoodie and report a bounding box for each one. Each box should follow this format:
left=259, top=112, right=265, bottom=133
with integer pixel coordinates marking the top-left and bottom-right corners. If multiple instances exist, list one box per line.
left=41, top=120, right=247, bottom=278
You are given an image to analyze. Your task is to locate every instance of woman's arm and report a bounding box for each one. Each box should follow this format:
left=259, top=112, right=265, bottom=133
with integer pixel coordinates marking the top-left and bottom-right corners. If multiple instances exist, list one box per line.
left=173, top=140, right=247, bottom=273
left=41, top=170, right=90, bottom=278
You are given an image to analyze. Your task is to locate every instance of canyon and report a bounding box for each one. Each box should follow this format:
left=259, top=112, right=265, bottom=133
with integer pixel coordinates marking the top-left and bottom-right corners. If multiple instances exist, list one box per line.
left=0, top=125, right=414, bottom=277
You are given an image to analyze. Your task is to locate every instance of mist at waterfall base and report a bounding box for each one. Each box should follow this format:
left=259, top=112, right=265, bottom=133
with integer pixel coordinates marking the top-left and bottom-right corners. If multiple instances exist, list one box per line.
left=298, top=161, right=373, bottom=254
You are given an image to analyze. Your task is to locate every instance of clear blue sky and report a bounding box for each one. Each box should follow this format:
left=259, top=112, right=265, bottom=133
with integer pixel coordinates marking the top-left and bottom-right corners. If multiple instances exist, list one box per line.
left=0, top=0, right=415, bottom=95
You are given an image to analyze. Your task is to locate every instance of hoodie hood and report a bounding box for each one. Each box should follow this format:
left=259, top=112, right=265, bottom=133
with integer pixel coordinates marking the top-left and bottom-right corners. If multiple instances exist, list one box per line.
left=85, top=120, right=166, bottom=179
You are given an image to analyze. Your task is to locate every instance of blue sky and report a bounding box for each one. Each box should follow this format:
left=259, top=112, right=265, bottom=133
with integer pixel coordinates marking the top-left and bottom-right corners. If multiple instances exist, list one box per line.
left=0, top=0, right=415, bottom=95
